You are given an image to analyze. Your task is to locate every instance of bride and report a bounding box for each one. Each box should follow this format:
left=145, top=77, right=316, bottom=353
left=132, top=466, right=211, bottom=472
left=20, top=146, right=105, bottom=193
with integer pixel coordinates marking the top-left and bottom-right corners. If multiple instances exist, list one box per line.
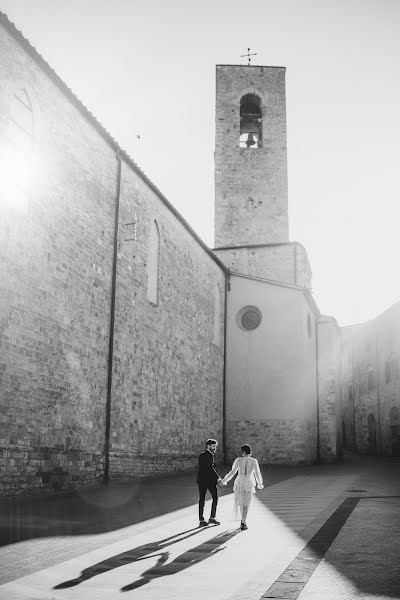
left=221, top=444, right=264, bottom=530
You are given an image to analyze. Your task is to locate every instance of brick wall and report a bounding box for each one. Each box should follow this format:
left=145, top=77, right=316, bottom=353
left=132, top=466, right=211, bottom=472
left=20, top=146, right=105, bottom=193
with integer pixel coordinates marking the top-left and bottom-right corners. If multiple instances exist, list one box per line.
left=340, top=304, right=400, bottom=457
left=317, top=317, right=341, bottom=462
left=214, top=242, right=312, bottom=289
left=214, top=65, right=288, bottom=247
left=295, top=243, right=312, bottom=288
left=0, top=22, right=116, bottom=495
left=226, top=419, right=317, bottom=466
left=108, top=165, right=225, bottom=479
left=0, top=19, right=225, bottom=495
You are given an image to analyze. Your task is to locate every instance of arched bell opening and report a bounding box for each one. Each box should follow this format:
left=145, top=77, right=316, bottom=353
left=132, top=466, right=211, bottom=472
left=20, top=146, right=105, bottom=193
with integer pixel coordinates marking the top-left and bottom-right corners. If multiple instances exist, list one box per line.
left=239, top=93, right=262, bottom=148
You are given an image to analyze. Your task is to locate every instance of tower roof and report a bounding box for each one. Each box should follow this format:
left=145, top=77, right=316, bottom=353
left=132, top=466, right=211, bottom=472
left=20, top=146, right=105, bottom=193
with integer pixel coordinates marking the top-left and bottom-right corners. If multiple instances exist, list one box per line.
left=216, top=64, right=286, bottom=70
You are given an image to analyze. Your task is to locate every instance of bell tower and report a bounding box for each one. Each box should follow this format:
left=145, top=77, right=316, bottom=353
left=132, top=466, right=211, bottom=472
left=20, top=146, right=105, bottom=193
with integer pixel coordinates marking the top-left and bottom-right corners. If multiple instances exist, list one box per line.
left=214, top=65, right=289, bottom=249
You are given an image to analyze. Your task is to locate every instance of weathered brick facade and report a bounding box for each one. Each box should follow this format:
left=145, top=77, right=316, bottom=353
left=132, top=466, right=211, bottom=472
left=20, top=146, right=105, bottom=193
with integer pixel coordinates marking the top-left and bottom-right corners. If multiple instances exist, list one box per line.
left=110, top=166, right=225, bottom=479
left=214, top=242, right=311, bottom=288
left=317, top=317, right=342, bottom=462
left=340, top=304, right=400, bottom=457
left=214, top=65, right=319, bottom=467
left=226, top=419, right=317, bottom=466
left=3, top=12, right=399, bottom=498
left=0, top=14, right=225, bottom=495
left=214, top=65, right=289, bottom=247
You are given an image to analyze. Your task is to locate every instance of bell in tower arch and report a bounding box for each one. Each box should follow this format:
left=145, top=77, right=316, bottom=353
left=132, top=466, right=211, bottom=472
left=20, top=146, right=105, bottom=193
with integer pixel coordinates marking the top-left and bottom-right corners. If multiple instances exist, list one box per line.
left=239, top=93, right=262, bottom=148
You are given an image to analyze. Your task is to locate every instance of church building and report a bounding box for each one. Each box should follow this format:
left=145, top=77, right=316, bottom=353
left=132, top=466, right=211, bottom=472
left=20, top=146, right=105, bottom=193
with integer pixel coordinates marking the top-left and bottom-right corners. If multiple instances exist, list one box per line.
left=1, top=11, right=398, bottom=498
left=213, top=65, right=328, bottom=464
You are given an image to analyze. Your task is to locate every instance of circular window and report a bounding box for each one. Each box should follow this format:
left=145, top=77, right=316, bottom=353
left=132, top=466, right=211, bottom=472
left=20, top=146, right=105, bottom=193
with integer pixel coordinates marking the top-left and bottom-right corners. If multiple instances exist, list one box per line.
left=307, top=313, right=312, bottom=338
left=236, top=306, right=262, bottom=331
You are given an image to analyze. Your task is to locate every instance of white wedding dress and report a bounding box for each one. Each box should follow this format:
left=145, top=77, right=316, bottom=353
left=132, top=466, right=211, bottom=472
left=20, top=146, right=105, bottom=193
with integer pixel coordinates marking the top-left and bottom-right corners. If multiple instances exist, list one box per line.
left=222, top=456, right=264, bottom=520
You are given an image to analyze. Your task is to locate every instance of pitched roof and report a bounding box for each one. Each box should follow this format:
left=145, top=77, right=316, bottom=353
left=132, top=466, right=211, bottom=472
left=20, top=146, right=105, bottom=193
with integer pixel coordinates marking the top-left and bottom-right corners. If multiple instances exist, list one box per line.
left=0, top=10, right=228, bottom=273
left=230, top=271, right=321, bottom=317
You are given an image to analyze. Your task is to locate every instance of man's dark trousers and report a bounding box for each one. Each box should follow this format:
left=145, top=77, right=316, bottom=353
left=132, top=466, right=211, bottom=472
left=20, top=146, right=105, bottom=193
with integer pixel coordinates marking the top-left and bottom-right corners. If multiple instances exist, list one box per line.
left=196, top=448, right=220, bottom=522
left=198, top=483, right=218, bottom=521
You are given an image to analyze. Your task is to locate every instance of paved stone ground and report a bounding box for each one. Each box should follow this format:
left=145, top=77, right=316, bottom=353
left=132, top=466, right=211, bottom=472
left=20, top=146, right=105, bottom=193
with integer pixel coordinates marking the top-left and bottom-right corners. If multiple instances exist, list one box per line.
left=0, top=453, right=399, bottom=600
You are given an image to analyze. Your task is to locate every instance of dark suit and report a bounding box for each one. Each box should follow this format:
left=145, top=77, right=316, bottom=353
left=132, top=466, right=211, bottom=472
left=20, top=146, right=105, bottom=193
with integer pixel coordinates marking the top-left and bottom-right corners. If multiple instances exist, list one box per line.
left=196, top=449, right=220, bottom=521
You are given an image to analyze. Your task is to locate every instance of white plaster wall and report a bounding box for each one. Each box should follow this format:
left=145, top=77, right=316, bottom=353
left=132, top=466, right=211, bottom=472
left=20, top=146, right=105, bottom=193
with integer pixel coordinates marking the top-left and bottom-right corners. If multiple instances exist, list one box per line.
left=226, top=275, right=318, bottom=423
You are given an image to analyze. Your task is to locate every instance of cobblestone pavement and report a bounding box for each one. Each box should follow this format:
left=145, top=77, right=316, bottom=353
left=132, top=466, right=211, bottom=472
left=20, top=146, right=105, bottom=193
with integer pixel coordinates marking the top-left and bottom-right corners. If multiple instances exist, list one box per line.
left=0, top=453, right=399, bottom=600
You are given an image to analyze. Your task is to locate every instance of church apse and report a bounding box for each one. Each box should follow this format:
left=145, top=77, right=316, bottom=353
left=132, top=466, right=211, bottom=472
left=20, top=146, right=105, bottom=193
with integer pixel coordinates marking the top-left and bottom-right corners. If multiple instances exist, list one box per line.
left=225, top=275, right=318, bottom=465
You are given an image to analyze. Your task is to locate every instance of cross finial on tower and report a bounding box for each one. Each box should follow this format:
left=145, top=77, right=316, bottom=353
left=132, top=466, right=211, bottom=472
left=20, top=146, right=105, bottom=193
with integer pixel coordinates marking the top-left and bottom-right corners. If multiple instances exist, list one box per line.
left=241, top=48, right=257, bottom=66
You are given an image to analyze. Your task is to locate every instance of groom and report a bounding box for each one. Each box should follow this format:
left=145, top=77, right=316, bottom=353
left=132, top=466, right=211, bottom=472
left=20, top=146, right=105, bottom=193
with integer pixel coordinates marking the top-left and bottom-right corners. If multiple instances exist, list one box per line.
left=196, top=438, right=222, bottom=527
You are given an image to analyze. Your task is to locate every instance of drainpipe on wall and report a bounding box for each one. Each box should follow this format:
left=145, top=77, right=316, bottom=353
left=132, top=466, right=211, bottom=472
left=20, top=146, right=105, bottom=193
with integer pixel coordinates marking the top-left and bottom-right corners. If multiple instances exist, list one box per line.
left=104, top=150, right=122, bottom=485
left=315, top=319, right=320, bottom=463
left=222, top=273, right=230, bottom=465
left=375, top=334, right=382, bottom=456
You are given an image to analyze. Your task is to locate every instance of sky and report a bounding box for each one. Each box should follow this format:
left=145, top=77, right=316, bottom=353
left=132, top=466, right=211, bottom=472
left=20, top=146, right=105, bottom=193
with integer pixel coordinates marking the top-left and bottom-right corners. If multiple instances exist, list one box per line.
left=1, top=0, right=400, bottom=326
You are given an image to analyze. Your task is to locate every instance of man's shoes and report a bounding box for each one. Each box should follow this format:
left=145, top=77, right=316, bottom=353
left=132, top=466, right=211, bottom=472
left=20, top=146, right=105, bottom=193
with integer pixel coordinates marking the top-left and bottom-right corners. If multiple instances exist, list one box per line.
left=199, top=520, right=208, bottom=527
left=208, top=518, right=220, bottom=525
left=240, top=522, right=248, bottom=530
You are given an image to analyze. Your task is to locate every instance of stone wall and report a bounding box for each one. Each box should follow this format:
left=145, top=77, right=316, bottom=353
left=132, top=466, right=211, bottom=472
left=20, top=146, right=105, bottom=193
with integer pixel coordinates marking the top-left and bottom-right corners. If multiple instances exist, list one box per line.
left=214, top=65, right=288, bottom=247
left=109, top=163, right=225, bottom=479
left=214, top=242, right=311, bottom=288
left=339, top=326, right=357, bottom=452
left=340, top=303, right=400, bottom=457
left=226, top=419, right=317, bottom=465
left=225, top=275, right=319, bottom=465
left=0, top=20, right=116, bottom=495
left=0, top=16, right=225, bottom=495
left=317, top=317, right=341, bottom=462
left=295, top=243, right=312, bottom=289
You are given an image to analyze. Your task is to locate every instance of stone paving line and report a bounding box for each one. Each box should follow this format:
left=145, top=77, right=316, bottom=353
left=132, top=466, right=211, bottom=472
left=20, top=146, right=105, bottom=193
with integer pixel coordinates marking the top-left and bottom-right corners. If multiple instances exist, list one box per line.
left=296, top=497, right=400, bottom=598
left=0, top=473, right=358, bottom=600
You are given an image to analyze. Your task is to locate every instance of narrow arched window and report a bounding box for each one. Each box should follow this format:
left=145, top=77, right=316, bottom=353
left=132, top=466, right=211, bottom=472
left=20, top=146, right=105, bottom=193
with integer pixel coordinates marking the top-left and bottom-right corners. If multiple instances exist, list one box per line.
left=239, top=93, right=262, bottom=148
left=213, top=283, right=221, bottom=347
left=147, top=220, right=160, bottom=305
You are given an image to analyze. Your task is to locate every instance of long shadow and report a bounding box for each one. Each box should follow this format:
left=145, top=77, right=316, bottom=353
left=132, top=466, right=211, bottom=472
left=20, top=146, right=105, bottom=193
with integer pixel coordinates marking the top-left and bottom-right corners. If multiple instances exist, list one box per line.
left=5, top=453, right=400, bottom=597
left=0, top=470, right=234, bottom=547
left=0, top=465, right=293, bottom=548
left=54, top=526, right=211, bottom=589
left=254, top=453, right=400, bottom=599
left=121, top=528, right=240, bottom=592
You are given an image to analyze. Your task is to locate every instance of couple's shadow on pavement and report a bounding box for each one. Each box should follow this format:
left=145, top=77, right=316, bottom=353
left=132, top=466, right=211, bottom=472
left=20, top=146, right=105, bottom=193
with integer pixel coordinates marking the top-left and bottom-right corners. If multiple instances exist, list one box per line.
left=54, top=525, right=240, bottom=592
